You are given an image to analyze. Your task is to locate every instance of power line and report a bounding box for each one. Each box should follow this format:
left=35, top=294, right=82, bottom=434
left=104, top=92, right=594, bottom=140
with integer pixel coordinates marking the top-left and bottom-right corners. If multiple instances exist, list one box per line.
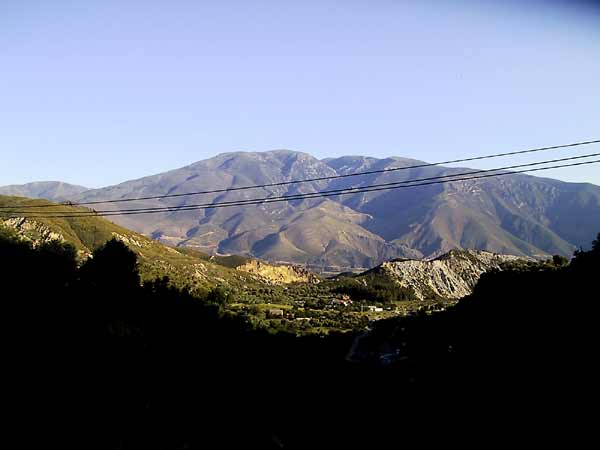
left=2, top=138, right=599, bottom=210
left=4, top=158, right=599, bottom=219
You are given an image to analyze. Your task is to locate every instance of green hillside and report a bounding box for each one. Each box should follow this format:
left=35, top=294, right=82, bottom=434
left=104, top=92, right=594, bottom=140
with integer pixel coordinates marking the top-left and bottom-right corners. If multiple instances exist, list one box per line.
left=0, top=195, right=261, bottom=293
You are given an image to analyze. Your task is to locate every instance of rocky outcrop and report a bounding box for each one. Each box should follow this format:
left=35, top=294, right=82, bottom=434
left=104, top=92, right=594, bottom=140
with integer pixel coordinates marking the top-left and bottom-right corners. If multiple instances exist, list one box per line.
left=373, top=249, right=526, bottom=300
left=2, top=217, right=92, bottom=259
left=2, top=217, right=65, bottom=246
left=111, top=232, right=152, bottom=249
left=236, top=260, right=320, bottom=284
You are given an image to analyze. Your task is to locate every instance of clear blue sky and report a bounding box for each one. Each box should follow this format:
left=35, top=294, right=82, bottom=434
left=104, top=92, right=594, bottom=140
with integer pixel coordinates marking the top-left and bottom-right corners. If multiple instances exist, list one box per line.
left=1, top=0, right=599, bottom=188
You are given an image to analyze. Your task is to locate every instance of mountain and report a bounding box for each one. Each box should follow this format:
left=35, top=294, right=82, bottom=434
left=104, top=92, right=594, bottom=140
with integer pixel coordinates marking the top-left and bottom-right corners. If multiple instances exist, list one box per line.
left=14, top=150, right=600, bottom=269
left=0, top=181, right=89, bottom=202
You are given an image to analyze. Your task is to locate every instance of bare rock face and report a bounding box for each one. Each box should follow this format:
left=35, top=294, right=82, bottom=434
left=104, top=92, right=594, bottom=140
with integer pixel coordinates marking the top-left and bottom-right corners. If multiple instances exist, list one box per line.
left=2, top=217, right=66, bottom=246
left=375, top=249, right=526, bottom=300
left=1, top=217, right=92, bottom=260
left=236, top=259, right=320, bottom=285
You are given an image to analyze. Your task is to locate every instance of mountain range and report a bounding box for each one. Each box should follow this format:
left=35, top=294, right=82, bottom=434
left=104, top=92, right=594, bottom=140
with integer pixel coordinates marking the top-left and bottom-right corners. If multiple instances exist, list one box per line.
left=2, top=150, right=600, bottom=269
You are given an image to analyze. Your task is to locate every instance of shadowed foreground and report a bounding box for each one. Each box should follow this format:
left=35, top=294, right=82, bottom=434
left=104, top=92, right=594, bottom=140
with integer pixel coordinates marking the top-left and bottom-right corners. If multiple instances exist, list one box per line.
left=3, top=227, right=598, bottom=448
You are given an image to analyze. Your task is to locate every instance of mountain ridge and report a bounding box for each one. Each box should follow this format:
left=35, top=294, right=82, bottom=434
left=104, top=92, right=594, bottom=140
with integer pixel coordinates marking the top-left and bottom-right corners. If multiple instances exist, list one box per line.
left=3, top=150, right=599, bottom=268
left=0, top=181, right=89, bottom=202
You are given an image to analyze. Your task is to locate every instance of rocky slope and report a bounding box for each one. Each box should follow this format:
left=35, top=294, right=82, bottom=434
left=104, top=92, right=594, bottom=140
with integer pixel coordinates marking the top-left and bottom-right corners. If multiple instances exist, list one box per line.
left=2, top=216, right=67, bottom=246
left=365, top=250, right=527, bottom=300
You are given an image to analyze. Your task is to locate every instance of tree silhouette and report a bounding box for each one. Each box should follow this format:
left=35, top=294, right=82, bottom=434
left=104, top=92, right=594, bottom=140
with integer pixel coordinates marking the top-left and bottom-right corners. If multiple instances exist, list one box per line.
left=552, top=254, right=569, bottom=267
left=79, top=238, right=140, bottom=291
left=570, top=232, right=600, bottom=273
